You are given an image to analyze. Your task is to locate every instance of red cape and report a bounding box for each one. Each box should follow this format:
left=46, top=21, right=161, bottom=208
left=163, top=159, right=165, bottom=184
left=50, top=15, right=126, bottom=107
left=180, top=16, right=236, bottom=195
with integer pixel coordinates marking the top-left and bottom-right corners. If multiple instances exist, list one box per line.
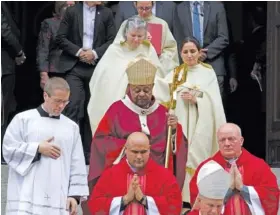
left=190, top=149, right=279, bottom=215
left=88, top=158, right=182, bottom=215
left=88, top=99, right=188, bottom=190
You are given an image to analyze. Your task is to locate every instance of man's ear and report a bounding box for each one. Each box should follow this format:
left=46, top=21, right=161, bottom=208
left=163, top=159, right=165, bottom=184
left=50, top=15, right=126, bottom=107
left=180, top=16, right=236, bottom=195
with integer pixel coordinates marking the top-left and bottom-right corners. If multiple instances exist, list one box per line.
left=240, top=137, right=244, bottom=146
left=43, top=92, right=48, bottom=101
left=192, top=196, right=201, bottom=210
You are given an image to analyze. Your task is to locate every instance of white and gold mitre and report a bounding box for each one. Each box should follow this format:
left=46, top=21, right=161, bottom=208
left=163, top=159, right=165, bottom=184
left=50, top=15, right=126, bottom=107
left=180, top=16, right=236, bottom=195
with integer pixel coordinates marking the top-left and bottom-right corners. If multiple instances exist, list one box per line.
left=197, top=160, right=231, bottom=200
left=126, top=55, right=157, bottom=85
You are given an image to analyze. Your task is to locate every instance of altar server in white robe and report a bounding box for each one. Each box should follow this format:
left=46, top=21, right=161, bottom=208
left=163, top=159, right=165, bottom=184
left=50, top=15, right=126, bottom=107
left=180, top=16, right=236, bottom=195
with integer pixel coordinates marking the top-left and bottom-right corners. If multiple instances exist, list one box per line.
left=3, top=77, right=89, bottom=215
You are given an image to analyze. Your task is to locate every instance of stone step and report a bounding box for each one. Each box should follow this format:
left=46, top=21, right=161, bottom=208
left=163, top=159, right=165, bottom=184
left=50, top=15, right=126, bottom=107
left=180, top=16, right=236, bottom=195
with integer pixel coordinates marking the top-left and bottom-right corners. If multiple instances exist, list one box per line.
left=2, top=165, right=280, bottom=215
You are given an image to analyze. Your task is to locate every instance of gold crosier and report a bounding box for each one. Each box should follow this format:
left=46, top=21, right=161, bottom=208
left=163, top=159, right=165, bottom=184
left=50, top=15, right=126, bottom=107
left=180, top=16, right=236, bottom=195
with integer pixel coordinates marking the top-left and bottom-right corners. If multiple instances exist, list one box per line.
left=165, top=64, right=188, bottom=168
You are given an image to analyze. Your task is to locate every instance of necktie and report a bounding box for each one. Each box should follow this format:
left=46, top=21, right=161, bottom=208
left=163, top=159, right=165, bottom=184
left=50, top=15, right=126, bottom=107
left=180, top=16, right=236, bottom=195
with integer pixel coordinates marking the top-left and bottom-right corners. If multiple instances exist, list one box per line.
left=192, top=2, right=202, bottom=46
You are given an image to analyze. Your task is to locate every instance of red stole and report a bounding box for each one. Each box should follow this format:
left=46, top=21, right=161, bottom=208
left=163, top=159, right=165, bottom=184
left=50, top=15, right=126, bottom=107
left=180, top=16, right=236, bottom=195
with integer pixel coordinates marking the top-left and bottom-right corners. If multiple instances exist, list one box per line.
left=123, top=173, right=147, bottom=215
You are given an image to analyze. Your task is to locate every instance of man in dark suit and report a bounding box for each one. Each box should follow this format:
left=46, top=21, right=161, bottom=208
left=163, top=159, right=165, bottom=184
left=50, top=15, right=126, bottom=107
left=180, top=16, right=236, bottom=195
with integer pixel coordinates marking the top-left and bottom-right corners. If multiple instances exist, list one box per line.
left=1, top=2, right=26, bottom=163
left=115, top=1, right=176, bottom=32
left=174, top=1, right=229, bottom=99
left=37, top=1, right=75, bottom=89
left=56, top=1, right=116, bottom=163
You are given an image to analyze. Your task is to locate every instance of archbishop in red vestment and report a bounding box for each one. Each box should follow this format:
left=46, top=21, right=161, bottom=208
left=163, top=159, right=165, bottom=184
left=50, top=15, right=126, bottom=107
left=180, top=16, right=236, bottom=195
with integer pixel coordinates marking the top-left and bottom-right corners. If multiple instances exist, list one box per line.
left=190, top=123, right=280, bottom=215
left=88, top=153, right=182, bottom=215
left=88, top=56, right=188, bottom=190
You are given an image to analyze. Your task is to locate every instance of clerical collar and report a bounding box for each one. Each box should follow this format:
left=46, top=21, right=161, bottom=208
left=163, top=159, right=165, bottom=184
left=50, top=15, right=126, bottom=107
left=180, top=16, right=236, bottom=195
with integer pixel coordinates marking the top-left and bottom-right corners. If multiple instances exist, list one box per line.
left=225, top=151, right=243, bottom=165
left=126, top=159, right=137, bottom=173
left=126, top=159, right=147, bottom=176
left=227, top=158, right=237, bottom=164
left=121, top=95, right=159, bottom=116
left=37, top=105, right=60, bottom=119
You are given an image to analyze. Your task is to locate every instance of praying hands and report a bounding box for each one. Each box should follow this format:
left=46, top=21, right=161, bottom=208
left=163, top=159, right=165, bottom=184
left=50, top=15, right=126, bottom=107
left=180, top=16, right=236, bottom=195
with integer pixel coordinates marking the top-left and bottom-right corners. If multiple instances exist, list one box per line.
left=123, top=174, right=146, bottom=206
left=229, top=163, right=243, bottom=191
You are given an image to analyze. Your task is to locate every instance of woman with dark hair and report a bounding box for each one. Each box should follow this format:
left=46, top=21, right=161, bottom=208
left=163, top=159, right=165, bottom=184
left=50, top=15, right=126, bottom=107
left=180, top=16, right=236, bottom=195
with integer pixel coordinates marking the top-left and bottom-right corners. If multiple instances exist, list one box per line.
left=154, top=36, right=226, bottom=206
left=36, top=1, right=75, bottom=89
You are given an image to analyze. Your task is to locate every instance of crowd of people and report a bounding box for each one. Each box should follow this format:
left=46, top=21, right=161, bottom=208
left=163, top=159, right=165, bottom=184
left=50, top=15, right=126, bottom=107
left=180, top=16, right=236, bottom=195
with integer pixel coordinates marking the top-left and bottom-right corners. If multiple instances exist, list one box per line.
left=1, top=1, right=277, bottom=215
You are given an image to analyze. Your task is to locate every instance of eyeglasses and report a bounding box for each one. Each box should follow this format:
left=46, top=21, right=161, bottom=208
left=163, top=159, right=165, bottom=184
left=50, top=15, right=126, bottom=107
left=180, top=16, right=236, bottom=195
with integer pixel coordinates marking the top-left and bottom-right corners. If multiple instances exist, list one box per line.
left=137, top=6, right=152, bottom=11
left=218, top=137, right=238, bottom=144
left=50, top=97, right=70, bottom=105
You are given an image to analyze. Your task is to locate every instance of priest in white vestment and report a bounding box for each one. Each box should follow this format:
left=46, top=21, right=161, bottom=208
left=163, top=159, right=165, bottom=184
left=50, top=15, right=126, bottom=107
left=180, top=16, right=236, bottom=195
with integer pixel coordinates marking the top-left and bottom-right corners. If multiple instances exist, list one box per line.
left=154, top=37, right=226, bottom=205
left=3, top=77, right=89, bottom=215
left=88, top=15, right=164, bottom=136
left=114, top=1, right=179, bottom=75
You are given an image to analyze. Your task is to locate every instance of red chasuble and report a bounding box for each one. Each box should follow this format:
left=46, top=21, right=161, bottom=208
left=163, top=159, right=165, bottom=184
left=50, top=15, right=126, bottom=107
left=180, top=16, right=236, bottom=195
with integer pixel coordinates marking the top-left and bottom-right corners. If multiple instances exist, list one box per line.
left=88, top=158, right=182, bottom=215
left=88, top=96, right=188, bottom=190
left=190, top=149, right=279, bottom=215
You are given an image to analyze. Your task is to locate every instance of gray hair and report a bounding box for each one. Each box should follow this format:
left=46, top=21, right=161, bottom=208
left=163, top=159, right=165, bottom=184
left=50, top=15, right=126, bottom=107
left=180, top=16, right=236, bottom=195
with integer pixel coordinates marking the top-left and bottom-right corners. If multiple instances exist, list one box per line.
left=217, top=123, right=243, bottom=137
left=44, top=77, right=70, bottom=96
left=235, top=124, right=242, bottom=136
left=123, top=16, right=147, bottom=40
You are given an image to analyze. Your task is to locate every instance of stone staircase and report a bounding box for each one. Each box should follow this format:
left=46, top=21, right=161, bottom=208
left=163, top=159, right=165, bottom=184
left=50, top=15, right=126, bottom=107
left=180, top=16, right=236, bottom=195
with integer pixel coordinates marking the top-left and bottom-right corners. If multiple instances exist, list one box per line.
left=2, top=165, right=280, bottom=215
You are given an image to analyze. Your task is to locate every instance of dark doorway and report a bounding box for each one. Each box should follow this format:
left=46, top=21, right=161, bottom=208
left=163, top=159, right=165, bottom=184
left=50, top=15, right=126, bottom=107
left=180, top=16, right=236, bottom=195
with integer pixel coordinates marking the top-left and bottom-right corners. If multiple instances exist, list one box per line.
left=5, top=1, right=55, bottom=115
left=224, top=2, right=267, bottom=160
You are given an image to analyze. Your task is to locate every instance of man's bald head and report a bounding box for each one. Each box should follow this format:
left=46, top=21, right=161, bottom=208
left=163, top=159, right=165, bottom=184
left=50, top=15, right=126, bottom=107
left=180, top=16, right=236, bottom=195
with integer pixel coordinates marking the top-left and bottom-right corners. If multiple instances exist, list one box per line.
left=126, top=132, right=150, bottom=148
left=125, top=132, right=150, bottom=171
left=217, top=123, right=244, bottom=159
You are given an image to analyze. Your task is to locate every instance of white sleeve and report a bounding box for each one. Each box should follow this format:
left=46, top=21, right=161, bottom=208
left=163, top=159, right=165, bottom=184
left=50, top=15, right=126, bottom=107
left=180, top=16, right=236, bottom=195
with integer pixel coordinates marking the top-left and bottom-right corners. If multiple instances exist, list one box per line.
left=247, top=186, right=265, bottom=215
left=75, top=48, right=83, bottom=56
left=109, top=197, right=123, bottom=215
left=68, top=125, right=89, bottom=201
left=146, top=196, right=160, bottom=215
left=3, top=114, right=40, bottom=176
left=92, top=49, right=99, bottom=60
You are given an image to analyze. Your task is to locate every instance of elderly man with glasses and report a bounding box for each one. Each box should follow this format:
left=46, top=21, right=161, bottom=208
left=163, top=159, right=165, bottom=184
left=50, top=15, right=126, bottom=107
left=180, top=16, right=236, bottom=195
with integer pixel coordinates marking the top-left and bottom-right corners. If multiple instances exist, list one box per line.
left=189, top=123, right=279, bottom=215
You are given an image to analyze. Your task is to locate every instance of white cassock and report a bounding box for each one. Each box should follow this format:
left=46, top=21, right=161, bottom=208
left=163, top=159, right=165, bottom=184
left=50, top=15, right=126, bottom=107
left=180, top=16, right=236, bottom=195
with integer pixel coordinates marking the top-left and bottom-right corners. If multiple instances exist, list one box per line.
left=3, top=107, right=89, bottom=215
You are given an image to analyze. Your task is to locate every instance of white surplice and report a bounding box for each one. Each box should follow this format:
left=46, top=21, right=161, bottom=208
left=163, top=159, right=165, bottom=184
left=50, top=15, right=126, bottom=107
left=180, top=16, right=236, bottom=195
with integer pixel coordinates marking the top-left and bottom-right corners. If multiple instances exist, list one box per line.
left=3, top=108, right=89, bottom=215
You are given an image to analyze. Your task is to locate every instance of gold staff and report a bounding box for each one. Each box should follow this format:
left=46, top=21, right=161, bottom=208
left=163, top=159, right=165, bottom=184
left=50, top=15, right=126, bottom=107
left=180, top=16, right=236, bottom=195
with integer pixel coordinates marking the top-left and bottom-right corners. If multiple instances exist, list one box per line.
left=164, top=64, right=188, bottom=168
